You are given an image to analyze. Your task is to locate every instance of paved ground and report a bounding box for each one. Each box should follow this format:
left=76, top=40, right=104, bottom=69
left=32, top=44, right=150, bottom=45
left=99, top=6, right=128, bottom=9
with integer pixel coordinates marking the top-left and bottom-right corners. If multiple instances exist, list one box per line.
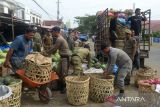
left=146, top=43, right=160, bottom=75
left=21, top=43, right=160, bottom=107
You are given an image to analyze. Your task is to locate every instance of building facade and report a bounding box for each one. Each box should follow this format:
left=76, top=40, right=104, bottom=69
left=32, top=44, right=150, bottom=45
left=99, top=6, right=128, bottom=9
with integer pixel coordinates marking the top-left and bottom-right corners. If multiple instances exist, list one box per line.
left=0, top=0, right=42, bottom=25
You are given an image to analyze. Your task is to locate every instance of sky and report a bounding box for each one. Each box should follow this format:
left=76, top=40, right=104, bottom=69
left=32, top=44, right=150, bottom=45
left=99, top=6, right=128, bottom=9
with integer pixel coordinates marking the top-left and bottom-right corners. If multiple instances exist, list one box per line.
left=16, top=0, right=160, bottom=27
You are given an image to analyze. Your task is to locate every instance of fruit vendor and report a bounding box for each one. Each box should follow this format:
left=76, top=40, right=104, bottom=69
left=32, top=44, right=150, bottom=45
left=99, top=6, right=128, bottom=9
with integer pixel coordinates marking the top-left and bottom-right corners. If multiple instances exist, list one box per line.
left=43, top=26, right=70, bottom=94
left=71, top=47, right=91, bottom=75
left=33, top=27, right=42, bottom=52
left=43, top=30, right=53, bottom=51
left=4, top=28, right=35, bottom=73
left=101, top=43, right=132, bottom=97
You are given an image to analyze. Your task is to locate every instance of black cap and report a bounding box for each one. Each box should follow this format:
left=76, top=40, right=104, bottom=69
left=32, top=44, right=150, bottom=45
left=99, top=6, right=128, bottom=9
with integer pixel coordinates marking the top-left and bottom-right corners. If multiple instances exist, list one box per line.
left=25, top=27, right=36, bottom=33
left=135, top=8, right=141, bottom=12
left=51, top=26, right=60, bottom=32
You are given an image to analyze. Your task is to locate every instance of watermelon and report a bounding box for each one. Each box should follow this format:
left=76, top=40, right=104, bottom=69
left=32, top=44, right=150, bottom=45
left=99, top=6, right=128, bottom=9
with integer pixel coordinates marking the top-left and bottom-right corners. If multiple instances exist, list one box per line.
left=3, top=49, right=9, bottom=53
left=91, top=60, right=95, bottom=64
left=1, top=76, right=20, bottom=86
left=52, top=52, right=60, bottom=62
left=0, top=52, right=7, bottom=58
left=0, top=77, right=4, bottom=84
left=94, top=62, right=101, bottom=69
left=0, top=58, right=5, bottom=64
left=101, top=64, right=106, bottom=69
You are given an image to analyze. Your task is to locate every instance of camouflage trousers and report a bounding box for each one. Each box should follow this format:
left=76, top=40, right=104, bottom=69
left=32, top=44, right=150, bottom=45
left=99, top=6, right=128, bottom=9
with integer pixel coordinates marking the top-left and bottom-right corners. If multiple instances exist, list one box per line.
left=71, top=55, right=83, bottom=75
left=116, top=66, right=132, bottom=90
left=58, top=56, right=69, bottom=90
left=33, top=43, right=41, bottom=52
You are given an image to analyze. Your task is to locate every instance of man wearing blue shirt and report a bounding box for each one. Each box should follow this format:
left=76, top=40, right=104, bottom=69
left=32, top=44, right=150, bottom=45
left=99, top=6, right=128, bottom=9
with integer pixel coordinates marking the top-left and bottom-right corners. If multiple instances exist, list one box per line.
left=4, top=28, right=35, bottom=72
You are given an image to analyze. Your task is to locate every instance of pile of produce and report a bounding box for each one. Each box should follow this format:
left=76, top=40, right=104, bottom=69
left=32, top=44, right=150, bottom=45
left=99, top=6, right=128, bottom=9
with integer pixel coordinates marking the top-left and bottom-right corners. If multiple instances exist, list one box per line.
left=90, top=58, right=106, bottom=70
left=0, top=76, right=20, bottom=86
left=0, top=43, right=11, bottom=65
left=143, top=78, right=160, bottom=85
left=0, top=49, right=7, bottom=65
left=52, top=51, right=60, bottom=72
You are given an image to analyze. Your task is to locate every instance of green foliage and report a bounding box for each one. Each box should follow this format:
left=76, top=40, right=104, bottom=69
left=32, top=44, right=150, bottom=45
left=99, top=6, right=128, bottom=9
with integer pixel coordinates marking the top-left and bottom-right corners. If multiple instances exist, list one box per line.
left=152, top=31, right=160, bottom=37
left=75, top=15, right=97, bottom=35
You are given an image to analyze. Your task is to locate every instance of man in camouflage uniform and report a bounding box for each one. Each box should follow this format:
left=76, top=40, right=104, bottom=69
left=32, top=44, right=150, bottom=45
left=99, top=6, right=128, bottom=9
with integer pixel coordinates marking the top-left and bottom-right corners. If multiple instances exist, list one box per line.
left=44, top=26, right=70, bottom=94
left=66, top=29, right=75, bottom=51
left=101, top=43, right=132, bottom=96
left=131, top=30, right=140, bottom=70
left=43, top=30, right=53, bottom=51
left=123, top=29, right=137, bottom=84
left=33, top=27, right=42, bottom=52
left=71, top=47, right=91, bottom=75
left=123, top=29, right=137, bottom=61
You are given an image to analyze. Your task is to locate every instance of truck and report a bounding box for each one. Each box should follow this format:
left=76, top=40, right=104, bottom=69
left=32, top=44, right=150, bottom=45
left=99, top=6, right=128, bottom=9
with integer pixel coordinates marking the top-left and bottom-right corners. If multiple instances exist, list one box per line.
left=94, top=8, right=151, bottom=67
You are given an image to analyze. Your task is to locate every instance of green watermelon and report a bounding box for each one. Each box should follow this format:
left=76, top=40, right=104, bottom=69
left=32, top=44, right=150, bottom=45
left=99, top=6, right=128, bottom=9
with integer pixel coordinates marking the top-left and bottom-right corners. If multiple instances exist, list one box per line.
left=3, top=49, right=9, bottom=53
left=0, top=77, right=4, bottom=84
left=94, top=62, right=101, bottom=69
left=91, top=60, right=95, bottom=64
left=101, top=64, right=106, bottom=69
left=0, top=58, right=5, bottom=64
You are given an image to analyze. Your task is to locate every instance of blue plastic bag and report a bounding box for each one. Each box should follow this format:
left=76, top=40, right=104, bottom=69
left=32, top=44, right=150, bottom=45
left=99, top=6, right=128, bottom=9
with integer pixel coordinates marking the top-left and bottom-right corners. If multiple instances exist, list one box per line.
left=0, top=44, right=10, bottom=51
left=113, top=65, right=118, bottom=74
left=117, top=18, right=126, bottom=26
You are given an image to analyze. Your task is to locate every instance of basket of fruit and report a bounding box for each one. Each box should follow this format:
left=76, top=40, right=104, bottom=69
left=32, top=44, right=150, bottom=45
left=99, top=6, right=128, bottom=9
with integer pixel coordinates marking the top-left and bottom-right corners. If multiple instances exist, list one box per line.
left=135, top=67, right=156, bottom=87
left=138, top=78, right=160, bottom=107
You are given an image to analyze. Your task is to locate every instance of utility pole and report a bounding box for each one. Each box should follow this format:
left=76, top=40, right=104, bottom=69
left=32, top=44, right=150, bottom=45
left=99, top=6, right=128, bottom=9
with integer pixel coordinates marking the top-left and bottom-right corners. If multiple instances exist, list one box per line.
left=57, top=0, right=60, bottom=20
left=133, top=3, right=135, bottom=15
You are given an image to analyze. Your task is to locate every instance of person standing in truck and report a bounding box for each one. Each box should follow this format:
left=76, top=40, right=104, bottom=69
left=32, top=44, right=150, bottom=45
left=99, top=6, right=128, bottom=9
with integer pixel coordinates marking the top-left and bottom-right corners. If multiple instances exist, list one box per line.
left=128, top=8, right=147, bottom=36
left=128, top=8, right=146, bottom=68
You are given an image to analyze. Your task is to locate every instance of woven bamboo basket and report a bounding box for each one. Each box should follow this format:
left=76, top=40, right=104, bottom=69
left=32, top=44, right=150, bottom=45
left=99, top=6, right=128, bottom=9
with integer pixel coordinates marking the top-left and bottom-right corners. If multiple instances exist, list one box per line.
left=115, top=23, right=126, bottom=40
left=65, top=76, right=90, bottom=106
left=24, top=60, right=52, bottom=83
left=0, top=99, right=9, bottom=107
left=135, top=67, right=156, bottom=87
left=8, top=79, right=22, bottom=107
left=89, top=74, right=114, bottom=103
left=138, top=79, right=159, bottom=107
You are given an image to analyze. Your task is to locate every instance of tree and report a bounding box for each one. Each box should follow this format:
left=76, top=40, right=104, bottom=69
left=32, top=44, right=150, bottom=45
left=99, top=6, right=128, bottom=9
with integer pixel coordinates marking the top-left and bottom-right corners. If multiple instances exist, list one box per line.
left=75, top=15, right=97, bottom=35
